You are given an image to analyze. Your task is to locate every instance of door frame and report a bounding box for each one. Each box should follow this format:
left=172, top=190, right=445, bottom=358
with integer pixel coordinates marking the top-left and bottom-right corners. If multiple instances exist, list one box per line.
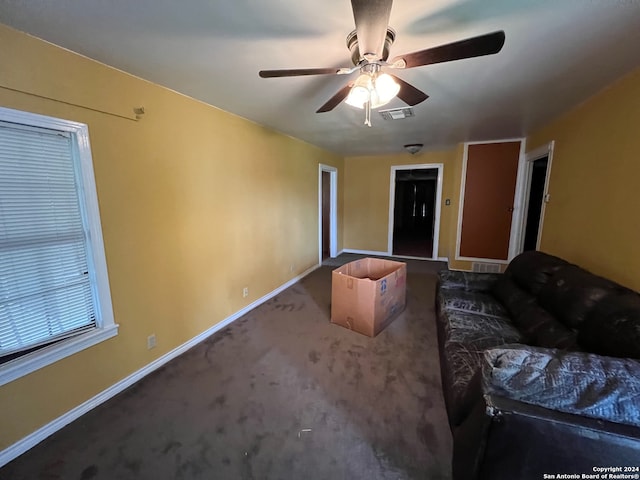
left=387, top=163, right=443, bottom=260
left=318, top=164, right=338, bottom=263
left=455, top=138, right=527, bottom=264
left=516, top=141, right=555, bottom=252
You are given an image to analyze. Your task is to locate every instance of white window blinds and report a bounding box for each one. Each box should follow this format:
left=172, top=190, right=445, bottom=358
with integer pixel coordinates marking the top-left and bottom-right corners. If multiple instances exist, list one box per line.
left=0, top=121, right=96, bottom=357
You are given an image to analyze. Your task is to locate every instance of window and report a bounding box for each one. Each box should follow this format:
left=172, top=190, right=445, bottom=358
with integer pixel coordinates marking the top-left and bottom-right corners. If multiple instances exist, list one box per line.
left=0, top=107, right=117, bottom=386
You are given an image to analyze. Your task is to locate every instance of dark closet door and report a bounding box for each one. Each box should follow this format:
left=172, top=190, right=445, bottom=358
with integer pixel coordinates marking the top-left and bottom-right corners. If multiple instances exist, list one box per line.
left=459, top=142, right=520, bottom=260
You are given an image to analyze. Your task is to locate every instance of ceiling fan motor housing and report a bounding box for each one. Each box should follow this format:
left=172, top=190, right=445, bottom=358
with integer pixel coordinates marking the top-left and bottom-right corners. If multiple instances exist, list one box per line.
left=346, top=28, right=396, bottom=65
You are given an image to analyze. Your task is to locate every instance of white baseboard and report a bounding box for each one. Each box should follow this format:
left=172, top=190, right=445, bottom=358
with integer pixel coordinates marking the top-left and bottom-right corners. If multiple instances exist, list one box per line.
left=0, top=263, right=321, bottom=468
left=342, top=248, right=390, bottom=256
left=391, top=254, right=448, bottom=262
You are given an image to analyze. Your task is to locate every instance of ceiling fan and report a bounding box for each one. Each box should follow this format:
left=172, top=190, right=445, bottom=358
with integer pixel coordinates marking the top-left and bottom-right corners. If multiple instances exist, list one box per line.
left=259, top=0, right=505, bottom=126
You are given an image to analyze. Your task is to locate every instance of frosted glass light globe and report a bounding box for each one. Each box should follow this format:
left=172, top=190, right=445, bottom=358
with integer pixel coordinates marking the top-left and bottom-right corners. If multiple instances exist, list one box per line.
left=373, top=73, right=400, bottom=107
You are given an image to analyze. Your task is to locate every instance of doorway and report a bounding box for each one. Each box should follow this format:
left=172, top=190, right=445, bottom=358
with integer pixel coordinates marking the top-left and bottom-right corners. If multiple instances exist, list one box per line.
left=318, top=164, right=337, bottom=264
left=518, top=141, right=554, bottom=252
left=321, top=170, right=330, bottom=260
left=523, top=156, right=548, bottom=251
left=388, top=164, right=443, bottom=259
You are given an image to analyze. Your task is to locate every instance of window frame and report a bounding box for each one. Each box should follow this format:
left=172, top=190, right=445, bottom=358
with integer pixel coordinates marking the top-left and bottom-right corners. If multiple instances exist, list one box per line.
left=0, top=106, right=117, bottom=386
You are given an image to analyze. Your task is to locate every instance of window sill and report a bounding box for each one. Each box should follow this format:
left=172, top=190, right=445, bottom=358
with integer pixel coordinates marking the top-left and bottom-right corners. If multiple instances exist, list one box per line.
left=0, top=325, right=119, bottom=387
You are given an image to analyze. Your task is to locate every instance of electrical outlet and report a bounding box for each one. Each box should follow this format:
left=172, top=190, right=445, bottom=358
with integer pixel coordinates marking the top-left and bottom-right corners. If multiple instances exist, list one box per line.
left=242, top=287, right=249, bottom=298
left=147, top=334, right=156, bottom=350
left=290, top=264, right=294, bottom=273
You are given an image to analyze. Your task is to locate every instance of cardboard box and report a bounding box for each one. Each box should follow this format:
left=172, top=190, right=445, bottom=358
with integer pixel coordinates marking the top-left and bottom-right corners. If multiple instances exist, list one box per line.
left=331, top=258, right=407, bottom=337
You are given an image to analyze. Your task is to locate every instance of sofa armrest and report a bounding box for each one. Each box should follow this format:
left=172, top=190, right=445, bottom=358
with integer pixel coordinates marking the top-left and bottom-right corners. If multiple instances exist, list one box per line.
left=438, top=270, right=501, bottom=293
left=481, top=344, right=640, bottom=428
left=453, top=393, right=640, bottom=480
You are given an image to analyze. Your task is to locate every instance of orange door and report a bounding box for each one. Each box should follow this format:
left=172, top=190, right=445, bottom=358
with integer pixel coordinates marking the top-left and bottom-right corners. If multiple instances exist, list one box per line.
left=459, top=142, right=520, bottom=260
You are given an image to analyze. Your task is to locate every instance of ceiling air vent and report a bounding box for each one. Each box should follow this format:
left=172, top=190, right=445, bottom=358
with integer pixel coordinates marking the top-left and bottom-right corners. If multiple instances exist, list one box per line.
left=379, top=107, right=414, bottom=120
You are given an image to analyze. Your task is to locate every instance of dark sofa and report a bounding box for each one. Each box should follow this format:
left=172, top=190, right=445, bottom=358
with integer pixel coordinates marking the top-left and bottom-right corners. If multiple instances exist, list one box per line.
left=435, top=251, right=640, bottom=480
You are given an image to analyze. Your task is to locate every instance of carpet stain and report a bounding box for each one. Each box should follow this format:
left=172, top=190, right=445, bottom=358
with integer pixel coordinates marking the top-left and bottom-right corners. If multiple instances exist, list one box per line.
left=161, top=441, right=182, bottom=454
left=124, top=459, right=141, bottom=474
left=417, top=419, right=438, bottom=451
left=346, top=349, right=362, bottom=358
left=79, top=465, right=97, bottom=480
left=274, top=303, right=296, bottom=312
left=308, top=350, right=321, bottom=363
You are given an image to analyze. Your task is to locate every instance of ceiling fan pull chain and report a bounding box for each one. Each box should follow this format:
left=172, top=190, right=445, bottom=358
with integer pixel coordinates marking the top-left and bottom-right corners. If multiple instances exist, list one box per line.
left=364, top=100, right=372, bottom=127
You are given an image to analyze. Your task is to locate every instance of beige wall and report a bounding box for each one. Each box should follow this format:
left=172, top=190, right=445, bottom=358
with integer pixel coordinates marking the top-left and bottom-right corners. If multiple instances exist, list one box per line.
left=527, top=67, right=640, bottom=291
left=0, top=24, right=343, bottom=449
left=343, top=149, right=460, bottom=259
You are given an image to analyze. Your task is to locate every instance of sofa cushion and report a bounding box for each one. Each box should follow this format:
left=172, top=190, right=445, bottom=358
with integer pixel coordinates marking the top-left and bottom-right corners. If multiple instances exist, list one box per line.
left=538, top=266, right=624, bottom=328
left=513, top=306, right=579, bottom=350
left=481, top=345, right=640, bottom=428
left=505, top=251, right=570, bottom=295
left=442, top=310, right=524, bottom=346
left=491, top=275, right=537, bottom=318
left=578, top=292, right=640, bottom=360
left=438, top=310, right=524, bottom=425
left=437, top=289, right=509, bottom=319
left=438, top=270, right=501, bottom=293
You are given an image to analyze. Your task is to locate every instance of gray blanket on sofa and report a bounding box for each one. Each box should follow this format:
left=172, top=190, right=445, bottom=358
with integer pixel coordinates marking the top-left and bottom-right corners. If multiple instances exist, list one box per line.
left=482, top=345, right=640, bottom=428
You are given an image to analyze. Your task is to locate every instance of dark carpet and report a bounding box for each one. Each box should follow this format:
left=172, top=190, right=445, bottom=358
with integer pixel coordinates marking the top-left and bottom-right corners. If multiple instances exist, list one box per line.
left=1, top=254, right=452, bottom=480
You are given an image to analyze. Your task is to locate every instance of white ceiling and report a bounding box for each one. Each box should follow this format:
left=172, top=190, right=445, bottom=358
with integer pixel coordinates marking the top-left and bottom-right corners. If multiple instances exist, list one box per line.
left=1, top=0, right=639, bottom=156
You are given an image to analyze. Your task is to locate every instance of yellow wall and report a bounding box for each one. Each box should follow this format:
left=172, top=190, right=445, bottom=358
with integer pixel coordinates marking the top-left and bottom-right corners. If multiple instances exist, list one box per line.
left=441, top=143, right=478, bottom=272
left=0, top=24, right=343, bottom=449
left=343, top=149, right=460, bottom=259
left=527, top=67, right=640, bottom=291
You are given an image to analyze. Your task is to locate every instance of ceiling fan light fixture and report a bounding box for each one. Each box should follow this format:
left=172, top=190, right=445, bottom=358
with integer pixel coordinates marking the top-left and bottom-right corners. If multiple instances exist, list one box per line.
left=345, top=72, right=399, bottom=110
left=374, top=73, right=400, bottom=106
left=404, top=143, right=424, bottom=155
left=345, top=75, right=371, bottom=108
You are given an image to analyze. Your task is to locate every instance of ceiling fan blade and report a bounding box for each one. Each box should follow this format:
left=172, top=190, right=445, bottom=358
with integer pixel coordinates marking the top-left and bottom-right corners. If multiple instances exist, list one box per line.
left=391, top=30, right=505, bottom=69
left=351, top=0, right=393, bottom=61
left=259, top=68, right=342, bottom=78
left=316, top=83, right=353, bottom=113
left=390, top=75, right=429, bottom=106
